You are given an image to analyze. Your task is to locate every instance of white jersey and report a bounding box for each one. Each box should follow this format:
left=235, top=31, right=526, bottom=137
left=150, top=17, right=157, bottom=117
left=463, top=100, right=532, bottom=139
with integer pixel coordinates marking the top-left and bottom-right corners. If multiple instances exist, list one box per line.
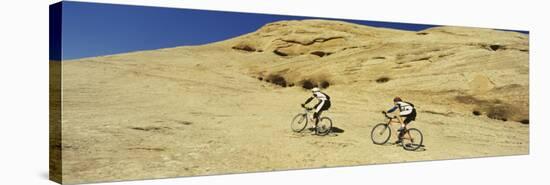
left=313, top=92, right=328, bottom=101
left=397, top=102, right=414, bottom=115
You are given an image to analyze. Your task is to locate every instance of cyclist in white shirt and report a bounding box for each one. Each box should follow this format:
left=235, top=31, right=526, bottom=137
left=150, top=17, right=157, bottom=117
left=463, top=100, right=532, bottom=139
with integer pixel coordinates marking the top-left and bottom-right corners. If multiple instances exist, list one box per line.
left=384, top=97, right=417, bottom=143
left=301, top=87, right=331, bottom=134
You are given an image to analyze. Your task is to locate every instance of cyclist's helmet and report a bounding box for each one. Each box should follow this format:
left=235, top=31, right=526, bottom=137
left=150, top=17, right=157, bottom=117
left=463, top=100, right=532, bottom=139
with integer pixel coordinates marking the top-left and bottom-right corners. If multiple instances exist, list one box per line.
left=393, top=97, right=402, bottom=102
left=311, top=87, right=321, bottom=93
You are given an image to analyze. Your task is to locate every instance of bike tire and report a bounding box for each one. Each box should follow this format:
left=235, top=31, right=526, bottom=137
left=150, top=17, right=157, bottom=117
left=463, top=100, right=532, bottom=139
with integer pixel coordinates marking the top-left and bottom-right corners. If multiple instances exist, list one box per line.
left=371, top=123, right=391, bottom=145
left=316, top=117, right=333, bottom=136
left=291, top=113, right=308, bottom=132
left=402, top=128, right=423, bottom=151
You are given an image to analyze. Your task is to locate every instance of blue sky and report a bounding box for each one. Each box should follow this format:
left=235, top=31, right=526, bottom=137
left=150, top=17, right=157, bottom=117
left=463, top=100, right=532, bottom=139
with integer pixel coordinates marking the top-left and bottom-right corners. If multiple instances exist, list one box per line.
left=50, top=1, right=528, bottom=60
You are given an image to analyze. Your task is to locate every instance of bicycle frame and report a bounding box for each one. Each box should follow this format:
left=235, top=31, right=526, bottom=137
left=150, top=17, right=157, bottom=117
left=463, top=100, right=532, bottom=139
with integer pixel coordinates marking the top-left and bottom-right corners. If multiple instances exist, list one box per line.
left=382, top=112, right=414, bottom=142
left=297, top=105, right=332, bottom=136
left=303, top=107, right=316, bottom=124
left=300, top=106, right=331, bottom=131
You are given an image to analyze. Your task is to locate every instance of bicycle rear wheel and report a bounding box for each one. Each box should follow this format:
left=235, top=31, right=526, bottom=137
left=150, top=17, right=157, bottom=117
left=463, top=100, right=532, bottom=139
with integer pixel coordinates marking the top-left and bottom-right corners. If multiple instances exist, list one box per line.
left=316, top=117, right=332, bottom=136
left=291, top=113, right=308, bottom=132
left=402, top=128, right=423, bottom=151
left=371, top=123, right=391, bottom=145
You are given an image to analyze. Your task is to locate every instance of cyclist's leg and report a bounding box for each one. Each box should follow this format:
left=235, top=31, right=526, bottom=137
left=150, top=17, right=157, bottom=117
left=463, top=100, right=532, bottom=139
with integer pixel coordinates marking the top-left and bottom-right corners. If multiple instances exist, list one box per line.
left=399, top=115, right=413, bottom=138
left=314, top=101, right=325, bottom=123
left=401, top=110, right=416, bottom=135
left=396, top=114, right=406, bottom=135
left=312, top=111, right=319, bottom=134
left=314, top=111, right=323, bottom=123
left=311, top=101, right=322, bottom=124
left=313, top=101, right=326, bottom=134
left=393, top=114, right=407, bottom=143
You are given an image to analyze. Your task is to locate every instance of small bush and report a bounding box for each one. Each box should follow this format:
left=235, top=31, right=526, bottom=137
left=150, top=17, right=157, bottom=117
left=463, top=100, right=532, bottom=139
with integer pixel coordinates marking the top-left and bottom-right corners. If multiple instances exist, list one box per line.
left=267, top=75, right=287, bottom=87
left=486, top=106, right=509, bottom=121
left=519, top=119, right=529, bottom=124
left=472, top=110, right=482, bottom=116
left=320, top=81, right=330, bottom=88
left=376, top=77, right=390, bottom=83
left=302, top=80, right=315, bottom=89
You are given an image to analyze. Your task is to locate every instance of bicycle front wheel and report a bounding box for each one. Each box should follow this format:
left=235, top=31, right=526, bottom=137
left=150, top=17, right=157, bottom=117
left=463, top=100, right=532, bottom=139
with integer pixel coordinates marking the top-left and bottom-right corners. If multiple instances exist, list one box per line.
left=371, top=123, right=391, bottom=145
left=402, top=128, right=423, bottom=151
left=316, top=117, right=333, bottom=136
left=291, top=113, right=308, bottom=132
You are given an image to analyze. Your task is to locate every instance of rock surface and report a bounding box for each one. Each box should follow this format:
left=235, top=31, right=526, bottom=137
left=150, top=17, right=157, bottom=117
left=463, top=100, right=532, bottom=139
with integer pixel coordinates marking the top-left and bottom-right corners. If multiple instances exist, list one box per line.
left=57, top=19, right=529, bottom=184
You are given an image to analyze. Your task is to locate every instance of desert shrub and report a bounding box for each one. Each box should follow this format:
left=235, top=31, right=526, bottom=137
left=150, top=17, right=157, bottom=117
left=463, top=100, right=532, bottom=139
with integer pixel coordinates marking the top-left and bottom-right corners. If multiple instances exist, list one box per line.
left=376, top=77, right=390, bottom=83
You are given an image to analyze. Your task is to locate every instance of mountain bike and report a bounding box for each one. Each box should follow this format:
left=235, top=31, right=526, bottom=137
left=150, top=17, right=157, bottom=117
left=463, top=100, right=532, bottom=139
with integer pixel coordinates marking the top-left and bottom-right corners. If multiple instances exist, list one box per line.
left=371, top=112, right=423, bottom=151
left=290, top=105, right=332, bottom=136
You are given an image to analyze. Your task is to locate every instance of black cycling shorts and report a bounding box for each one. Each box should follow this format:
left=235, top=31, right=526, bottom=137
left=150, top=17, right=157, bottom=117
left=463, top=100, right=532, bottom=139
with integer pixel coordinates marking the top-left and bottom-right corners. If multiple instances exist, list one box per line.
left=315, top=100, right=331, bottom=112
left=313, top=100, right=331, bottom=118
left=401, top=109, right=417, bottom=124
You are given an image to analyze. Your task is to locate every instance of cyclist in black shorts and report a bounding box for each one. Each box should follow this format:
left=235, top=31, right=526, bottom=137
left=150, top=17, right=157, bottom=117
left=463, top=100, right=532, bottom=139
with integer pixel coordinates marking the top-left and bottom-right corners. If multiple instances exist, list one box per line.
left=302, top=87, right=331, bottom=134
left=384, top=97, right=416, bottom=143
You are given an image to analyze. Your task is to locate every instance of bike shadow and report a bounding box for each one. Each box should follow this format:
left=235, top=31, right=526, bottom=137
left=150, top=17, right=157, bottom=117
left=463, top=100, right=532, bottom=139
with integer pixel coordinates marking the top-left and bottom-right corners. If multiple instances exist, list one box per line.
left=396, top=144, right=428, bottom=152
left=379, top=142, right=428, bottom=152
left=330, top=127, right=345, bottom=133
left=414, top=147, right=427, bottom=152
left=307, top=126, right=345, bottom=134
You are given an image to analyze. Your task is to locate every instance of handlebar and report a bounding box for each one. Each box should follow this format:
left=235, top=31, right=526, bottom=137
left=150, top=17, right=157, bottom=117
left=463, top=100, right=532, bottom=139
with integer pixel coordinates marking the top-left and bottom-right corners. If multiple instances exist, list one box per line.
left=381, top=111, right=396, bottom=119
left=301, top=104, right=313, bottom=111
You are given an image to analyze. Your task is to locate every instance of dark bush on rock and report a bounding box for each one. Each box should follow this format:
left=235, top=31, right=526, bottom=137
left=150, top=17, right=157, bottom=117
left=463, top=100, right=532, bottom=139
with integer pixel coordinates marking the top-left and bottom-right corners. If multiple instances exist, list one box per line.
left=519, top=119, right=529, bottom=124
left=310, top=51, right=332, bottom=57
left=232, top=44, right=256, bottom=52
left=302, top=80, right=315, bottom=89
left=376, top=77, right=390, bottom=83
left=487, top=105, right=509, bottom=121
left=489, top=44, right=503, bottom=51
left=472, top=110, right=482, bottom=116
left=267, top=75, right=287, bottom=87
left=273, top=49, right=288, bottom=56
left=320, top=81, right=330, bottom=88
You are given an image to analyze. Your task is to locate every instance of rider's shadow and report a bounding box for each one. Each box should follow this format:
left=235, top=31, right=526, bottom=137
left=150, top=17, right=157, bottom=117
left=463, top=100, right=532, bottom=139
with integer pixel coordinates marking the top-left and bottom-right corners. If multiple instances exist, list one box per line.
left=307, top=126, right=345, bottom=137
left=307, top=126, right=345, bottom=134
left=415, top=147, right=427, bottom=152
left=406, top=146, right=427, bottom=152
left=330, top=127, right=345, bottom=133
left=393, top=143, right=428, bottom=152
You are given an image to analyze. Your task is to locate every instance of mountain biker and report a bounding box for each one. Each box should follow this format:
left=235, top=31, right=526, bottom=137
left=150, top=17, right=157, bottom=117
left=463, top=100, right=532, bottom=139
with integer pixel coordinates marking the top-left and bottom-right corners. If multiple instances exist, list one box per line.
left=301, top=87, right=331, bottom=134
left=383, top=97, right=416, bottom=143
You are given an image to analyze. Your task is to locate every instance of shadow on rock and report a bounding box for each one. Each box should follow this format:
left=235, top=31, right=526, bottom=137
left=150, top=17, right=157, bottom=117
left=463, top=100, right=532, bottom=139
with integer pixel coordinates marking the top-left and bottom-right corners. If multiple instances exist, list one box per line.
left=307, top=126, right=344, bottom=134
left=330, top=126, right=345, bottom=133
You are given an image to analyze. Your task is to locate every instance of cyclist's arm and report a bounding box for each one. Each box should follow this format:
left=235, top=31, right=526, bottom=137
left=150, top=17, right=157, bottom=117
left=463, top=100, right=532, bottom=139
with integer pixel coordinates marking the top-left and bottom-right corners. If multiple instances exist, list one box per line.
left=387, top=106, right=397, bottom=113
left=303, top=97, right=314, bottom=105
